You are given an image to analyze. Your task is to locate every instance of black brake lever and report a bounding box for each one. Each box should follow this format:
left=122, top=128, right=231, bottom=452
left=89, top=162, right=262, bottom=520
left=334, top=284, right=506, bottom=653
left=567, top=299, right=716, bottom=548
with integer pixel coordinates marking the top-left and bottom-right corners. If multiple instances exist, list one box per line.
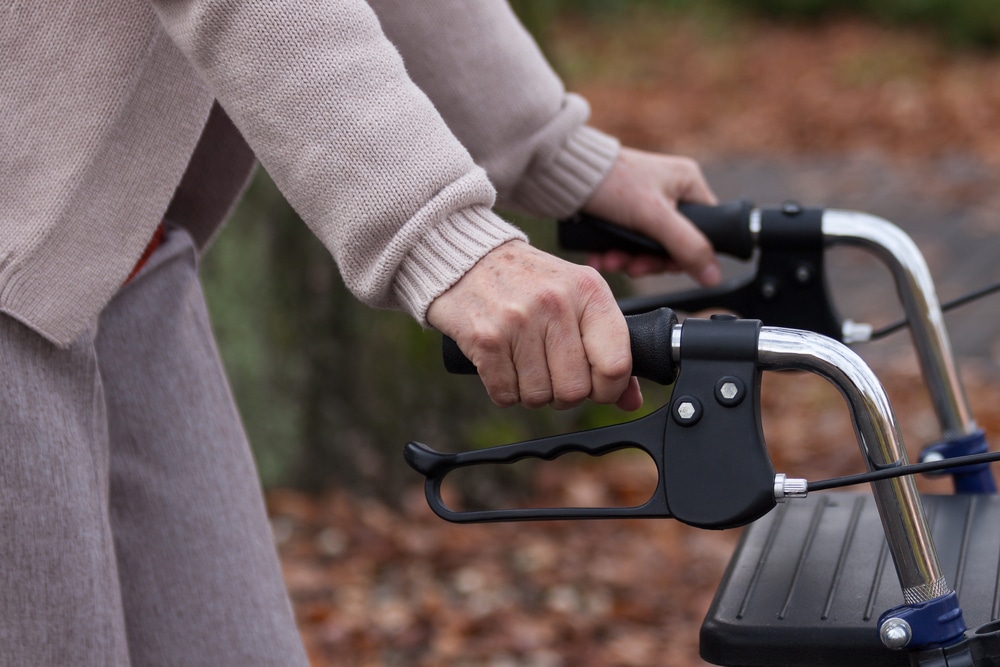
left=559, top=201, right=844, bottom=341
left=406, top=314, right=777, bottom=530
left=404, top=412, right=672, bottom=523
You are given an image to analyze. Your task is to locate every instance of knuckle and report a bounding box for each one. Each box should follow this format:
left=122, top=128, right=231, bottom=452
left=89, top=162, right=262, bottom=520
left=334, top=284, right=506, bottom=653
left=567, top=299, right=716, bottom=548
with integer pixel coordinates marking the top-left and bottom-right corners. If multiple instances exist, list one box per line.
left=574, top=263, right=604, bottom=286
left=683, top=156, right=702, bottom=172
left=673, top=155, right=701, bottom=177
left=554, top=381, right=590, bottom=407
left=596, top=355, right=633, bottom=385
left=488, top=387, right=519, bottom=409
left=572, top=265, right=611, bottom=301
left=532, top=288, right=569, bottom=319
left=467, top=327, right=506, bottom=359
left=520, top=388, right=553, bottom=410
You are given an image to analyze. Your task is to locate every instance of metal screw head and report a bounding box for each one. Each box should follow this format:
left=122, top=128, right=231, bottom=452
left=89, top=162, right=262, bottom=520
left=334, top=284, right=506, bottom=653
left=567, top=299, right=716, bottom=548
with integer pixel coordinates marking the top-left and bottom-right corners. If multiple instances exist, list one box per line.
left=672, top=396, right=702, bottom=426
left=714, top=376, right=745, bottom=407
left=794, top=265, right=812, bottom=284
left=782, top=200, right=803, bottom=216
left=880, top=617, right=912, bottom=649
left=760, top=280, right=779, bottom=300
left=842, top=319, right=874, bottom=344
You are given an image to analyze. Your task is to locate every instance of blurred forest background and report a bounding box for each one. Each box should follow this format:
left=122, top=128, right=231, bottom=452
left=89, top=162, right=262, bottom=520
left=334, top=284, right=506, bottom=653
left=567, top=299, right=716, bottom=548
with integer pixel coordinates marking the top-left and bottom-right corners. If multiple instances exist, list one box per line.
left=197, top=1, right=1000, bottom=665
left=203, top=0, right=1000, bottom=496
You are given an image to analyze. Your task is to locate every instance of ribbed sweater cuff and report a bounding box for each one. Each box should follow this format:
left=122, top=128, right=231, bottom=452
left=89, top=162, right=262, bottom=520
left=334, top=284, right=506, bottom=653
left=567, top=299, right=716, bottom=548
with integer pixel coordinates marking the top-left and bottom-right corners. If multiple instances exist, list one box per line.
left=513, top=124, right=620, bottom=220
left=395, top=205, right=527, bottom=326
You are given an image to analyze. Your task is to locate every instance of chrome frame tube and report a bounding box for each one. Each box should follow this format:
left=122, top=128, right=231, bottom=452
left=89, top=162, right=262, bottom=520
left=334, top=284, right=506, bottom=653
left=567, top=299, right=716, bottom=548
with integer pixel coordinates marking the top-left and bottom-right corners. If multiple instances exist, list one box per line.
left=822, top=210, right=976, bottom=439
left=755, top=326, right=948, bottom=603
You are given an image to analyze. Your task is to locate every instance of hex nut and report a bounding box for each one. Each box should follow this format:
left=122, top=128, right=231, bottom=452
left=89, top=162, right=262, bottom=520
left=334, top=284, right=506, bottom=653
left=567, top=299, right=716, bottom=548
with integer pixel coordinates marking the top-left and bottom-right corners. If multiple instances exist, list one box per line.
left=672, top=396, right=702, bottom=426
left=714, top=376, right=745, bottom=407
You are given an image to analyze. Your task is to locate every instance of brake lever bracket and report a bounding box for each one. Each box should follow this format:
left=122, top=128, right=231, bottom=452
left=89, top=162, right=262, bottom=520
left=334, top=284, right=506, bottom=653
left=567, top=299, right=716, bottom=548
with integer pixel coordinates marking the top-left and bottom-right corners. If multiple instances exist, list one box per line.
left=664, top=316, right=775, bottom=528
left=623, top=205, right=843, bottom=341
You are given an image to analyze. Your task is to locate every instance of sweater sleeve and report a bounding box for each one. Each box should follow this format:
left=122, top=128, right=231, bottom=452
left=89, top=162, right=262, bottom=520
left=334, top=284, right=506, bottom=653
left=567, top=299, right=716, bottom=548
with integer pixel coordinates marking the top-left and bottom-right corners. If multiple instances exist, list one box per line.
left=368, top=0, right=621, bottom=220
left=148, top=0, right=527, bottom=324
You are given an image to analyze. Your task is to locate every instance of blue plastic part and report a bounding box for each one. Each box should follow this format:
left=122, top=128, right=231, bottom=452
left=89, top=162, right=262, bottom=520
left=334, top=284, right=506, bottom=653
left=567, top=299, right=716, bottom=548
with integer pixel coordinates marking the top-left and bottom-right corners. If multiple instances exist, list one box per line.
left=920, top=429, right=997, bottom=494
left=878, top=591, right=967, bottom=650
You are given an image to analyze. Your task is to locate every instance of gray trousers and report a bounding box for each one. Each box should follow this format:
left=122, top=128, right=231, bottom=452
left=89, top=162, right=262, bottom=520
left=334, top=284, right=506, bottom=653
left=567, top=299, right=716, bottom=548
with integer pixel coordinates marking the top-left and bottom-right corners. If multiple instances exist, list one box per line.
left=0, top=226, right=308, bottom=665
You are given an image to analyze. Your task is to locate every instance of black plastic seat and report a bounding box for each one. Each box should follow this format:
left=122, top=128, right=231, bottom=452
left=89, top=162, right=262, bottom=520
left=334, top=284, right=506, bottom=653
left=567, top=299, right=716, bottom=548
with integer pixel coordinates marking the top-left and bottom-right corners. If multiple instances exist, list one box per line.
left=701, top=493, right=1000, bottom=666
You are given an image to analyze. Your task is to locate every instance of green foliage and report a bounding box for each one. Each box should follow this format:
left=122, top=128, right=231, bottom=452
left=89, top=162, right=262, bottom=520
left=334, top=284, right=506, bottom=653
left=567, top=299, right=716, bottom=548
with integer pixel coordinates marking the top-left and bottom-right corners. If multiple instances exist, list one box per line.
left=735, top=0, right=1000, bottom=47
left=511, top=0, right=1000, bottom=49
left=200, top=175, right=308, bottom=487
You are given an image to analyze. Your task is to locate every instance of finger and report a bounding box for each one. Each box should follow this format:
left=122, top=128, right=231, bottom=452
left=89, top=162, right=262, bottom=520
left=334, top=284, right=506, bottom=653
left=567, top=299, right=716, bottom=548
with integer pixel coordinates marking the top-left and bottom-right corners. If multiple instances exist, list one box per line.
left=585, top=250, right=631, bottom=273
left=615, top=377, right=643, bottom=412
left=674, top=159, right=718, bottom=207
left=622, top=255, right=679, bottom=278
left=578, top=294, right=632, bottom=405
left=653, top=202, right=722, bottom=286
left=544, top=318, right=591, bottom=411
left=511, top=324, right=554, bottom=410
left=657, top=158, right=721, bottom=283
left=587, top=251, right=679, bottom=276
left=464, top=333, right=521, bottom=408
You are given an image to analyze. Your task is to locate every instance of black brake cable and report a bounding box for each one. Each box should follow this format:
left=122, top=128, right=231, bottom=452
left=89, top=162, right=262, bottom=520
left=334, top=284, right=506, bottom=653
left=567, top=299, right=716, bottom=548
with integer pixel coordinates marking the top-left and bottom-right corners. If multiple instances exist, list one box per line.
left=870, top=279, right=1000, bottom=340
left=784, top=280, right=1000, bottom=488
left=808, top=450, right=1000, bottom=492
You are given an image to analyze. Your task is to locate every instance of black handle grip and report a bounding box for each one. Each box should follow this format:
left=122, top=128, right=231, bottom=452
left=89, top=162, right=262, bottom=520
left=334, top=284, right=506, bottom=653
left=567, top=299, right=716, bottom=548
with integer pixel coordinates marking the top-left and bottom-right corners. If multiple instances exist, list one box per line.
left=443, top=307, right=679, bottom=385
left=558, top=199, right=755, bottom=260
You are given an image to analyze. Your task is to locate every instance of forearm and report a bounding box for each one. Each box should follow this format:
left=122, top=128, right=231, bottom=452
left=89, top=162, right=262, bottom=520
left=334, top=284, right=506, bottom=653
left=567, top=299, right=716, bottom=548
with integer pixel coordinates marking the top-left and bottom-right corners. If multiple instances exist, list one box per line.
left=149, top=0, right=525, bottom=322
left=370, top=0, right=620, bottom=219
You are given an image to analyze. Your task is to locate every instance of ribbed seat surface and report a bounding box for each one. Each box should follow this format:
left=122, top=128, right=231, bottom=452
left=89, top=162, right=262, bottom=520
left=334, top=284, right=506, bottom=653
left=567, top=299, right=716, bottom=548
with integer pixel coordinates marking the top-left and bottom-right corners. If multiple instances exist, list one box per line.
left=701, top=493, right=1000, bottom=666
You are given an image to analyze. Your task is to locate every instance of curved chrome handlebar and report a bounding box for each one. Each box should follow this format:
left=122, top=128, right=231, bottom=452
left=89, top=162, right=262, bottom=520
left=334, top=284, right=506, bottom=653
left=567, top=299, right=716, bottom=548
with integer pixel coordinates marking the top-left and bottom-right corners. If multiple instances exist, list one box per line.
left=672, top=323, right=948, bottom=602
left=821, top=210, right=976, bottom=439
left=755, top=327, right=948, bottom=603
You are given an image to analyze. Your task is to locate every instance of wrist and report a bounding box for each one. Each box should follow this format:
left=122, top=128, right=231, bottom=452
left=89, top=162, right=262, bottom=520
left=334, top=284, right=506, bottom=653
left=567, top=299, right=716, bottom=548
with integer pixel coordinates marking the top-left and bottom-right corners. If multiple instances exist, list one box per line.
left=512, top=120, right=620, bottom=219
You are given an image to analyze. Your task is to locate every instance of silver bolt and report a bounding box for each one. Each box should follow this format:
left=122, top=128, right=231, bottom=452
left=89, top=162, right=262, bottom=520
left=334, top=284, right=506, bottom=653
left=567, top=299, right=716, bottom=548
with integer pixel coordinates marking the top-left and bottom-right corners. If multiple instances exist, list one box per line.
left=795, top=265, right=812, bottom=283
left=714, top=376, right=745, bottom=407
left=842, top=319, right=874, bottom=344
left=880, top=617, right=912, bottom=649
left=761, top=280, right=779, bottom=300
left=677, top=402, right=697, bottom=421
left=673, top=396, right=702, bottom=426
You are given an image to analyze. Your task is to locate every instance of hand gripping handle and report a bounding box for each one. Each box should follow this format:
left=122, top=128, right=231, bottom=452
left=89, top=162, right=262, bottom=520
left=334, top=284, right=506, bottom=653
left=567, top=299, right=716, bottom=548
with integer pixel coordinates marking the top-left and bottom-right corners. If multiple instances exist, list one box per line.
left=413, top=314, right=777, bottom=528
left=561, top=201, right=845, bottom=342
left=558, top=200, right=755, bottom=260
left=442, top=307, right=679, bottom=385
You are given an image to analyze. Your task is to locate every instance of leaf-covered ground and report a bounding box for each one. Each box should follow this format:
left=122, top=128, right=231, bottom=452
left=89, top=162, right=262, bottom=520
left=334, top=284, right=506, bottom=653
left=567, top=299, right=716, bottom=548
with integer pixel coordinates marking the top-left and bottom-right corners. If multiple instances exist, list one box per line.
left=271, top=14, right=1000, bottom=667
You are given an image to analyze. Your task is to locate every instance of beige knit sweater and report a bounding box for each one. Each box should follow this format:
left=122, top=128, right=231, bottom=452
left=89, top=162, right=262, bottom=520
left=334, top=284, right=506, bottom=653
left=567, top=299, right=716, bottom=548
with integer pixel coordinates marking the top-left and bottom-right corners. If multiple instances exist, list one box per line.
left=1, top=0, right=619, bottom=346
